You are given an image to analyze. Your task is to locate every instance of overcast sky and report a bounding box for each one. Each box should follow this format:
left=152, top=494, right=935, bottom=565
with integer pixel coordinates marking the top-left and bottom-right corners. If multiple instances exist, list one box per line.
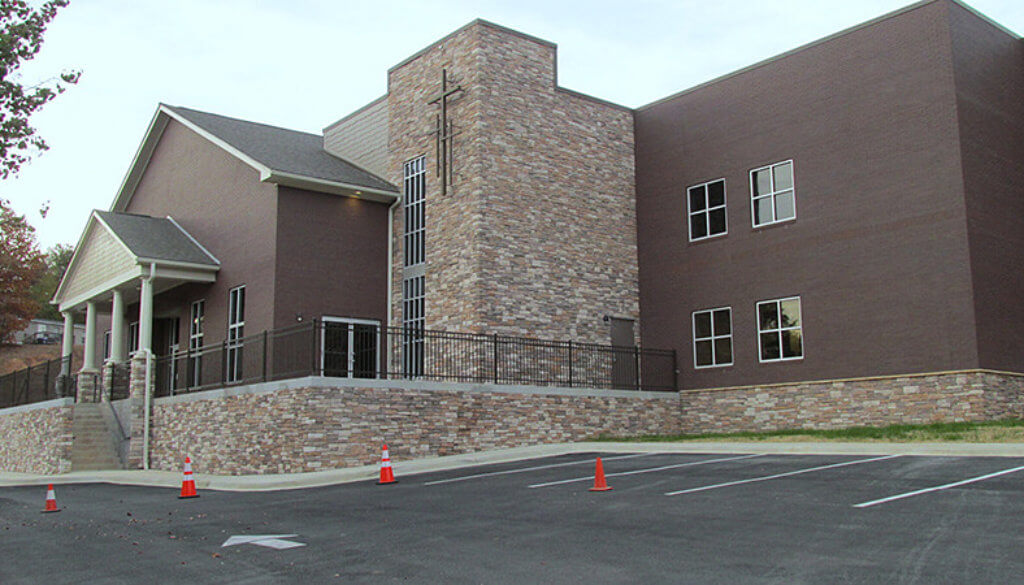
left=4, top=0, right=1022, bottom=249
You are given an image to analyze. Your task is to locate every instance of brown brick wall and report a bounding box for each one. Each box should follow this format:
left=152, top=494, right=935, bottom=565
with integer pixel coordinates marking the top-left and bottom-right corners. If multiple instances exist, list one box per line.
left=948, top=2, right=1024, bottom=374
left=149, top=381, right=680, bottom=475
left=679, top=371, right=1024, bottom=435
left=0, top=400, right=74, bottom=474
left=636, top=1, right=977, bottom=390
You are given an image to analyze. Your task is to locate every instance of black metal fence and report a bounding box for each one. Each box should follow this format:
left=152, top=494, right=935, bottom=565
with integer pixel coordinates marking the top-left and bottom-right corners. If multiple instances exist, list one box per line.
left=154, top=320, right=677, bottom=397
left=0, top=356, right=77, bottom=409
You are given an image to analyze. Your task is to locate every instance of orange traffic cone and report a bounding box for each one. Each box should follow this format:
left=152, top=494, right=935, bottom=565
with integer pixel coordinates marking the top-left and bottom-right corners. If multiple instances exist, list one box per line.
left=589, top=457, right=613, bottom=492
left=179, top=456, right=199, bottom=499
left=42, top=484, right=61, bottom=513
left=376, top=444, right=398, bottom=485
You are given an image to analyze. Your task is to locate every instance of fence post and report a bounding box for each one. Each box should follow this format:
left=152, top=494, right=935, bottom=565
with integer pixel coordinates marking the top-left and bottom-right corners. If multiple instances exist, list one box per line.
left=493, top=333, right=499, bottom=384
left=672, top=349, right=679, bottom=392
left=634, top=346, right=641, bottom=391
left=567, top=340, right=573, bottom=388
left=262, top=330, right=269, bottom=382
left=311, top=319, right=318, bottom=376
left=44, top=359, right=51, bottom=399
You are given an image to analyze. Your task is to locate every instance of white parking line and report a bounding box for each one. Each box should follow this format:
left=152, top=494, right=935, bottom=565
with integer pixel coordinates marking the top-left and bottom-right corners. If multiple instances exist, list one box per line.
left=853, top=464, right=1024, bottom=509
left=665, top=454, right=902, bottom=496
left=423, top=453, right=655, bottom=486
left=527, top=454, right=765, bottom=488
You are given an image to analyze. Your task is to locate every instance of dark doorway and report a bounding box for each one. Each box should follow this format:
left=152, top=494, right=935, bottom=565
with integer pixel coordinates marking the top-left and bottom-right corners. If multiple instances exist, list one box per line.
left=609, top=317, right=637, bottom=389
left=322, top=318, right=380, bottom=379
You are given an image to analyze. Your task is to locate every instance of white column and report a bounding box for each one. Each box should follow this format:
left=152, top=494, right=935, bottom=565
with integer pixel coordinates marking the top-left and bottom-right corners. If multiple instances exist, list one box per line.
left=83, top=301, right=98, bottom=371
left=110, top=289, right=127, bottom=362
left=138, top=277, right=154, bottom=354
left=60, top=311, right=74, bottom=376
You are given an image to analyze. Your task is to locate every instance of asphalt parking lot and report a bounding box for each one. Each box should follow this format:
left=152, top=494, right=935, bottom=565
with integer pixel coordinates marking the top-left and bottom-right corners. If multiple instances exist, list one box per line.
left=2, top=452, right=1023, bottom=584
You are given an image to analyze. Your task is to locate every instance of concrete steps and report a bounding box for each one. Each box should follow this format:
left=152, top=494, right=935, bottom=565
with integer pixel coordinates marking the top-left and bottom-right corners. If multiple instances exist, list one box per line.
left=71, top=403, right=122, bottom=471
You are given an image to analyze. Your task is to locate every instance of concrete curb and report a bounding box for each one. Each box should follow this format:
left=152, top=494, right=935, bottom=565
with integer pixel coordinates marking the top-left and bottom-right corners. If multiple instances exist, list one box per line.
left=2, top=441, right=1022, bottom=491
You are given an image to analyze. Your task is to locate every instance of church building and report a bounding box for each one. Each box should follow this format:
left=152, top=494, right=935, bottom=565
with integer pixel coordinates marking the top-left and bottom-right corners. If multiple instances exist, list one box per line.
left=32, top=0, right=1022, bottom=473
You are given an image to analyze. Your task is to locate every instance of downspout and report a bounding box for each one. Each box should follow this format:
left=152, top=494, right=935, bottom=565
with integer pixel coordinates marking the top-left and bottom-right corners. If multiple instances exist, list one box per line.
left=385, top=196, right=402, bottom=329
left=142, top=263, right=155, bottom=470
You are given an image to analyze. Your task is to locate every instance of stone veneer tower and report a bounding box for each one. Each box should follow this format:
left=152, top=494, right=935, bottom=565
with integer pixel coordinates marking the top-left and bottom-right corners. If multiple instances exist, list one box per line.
left=330, top=20, right=639, bottom=345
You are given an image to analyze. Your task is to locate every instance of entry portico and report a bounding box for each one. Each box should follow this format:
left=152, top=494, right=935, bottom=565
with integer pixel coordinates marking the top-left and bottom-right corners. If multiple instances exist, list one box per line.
left=52, top=210, right=220, bottom=400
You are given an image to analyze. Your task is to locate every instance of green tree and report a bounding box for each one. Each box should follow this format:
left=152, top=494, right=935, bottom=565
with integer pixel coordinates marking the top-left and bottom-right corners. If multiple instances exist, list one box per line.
left=0, top=197, right=44, bottom=341
left=29, top=241, right=71, bottom=321
left=0, top=0, right=80, bottom=179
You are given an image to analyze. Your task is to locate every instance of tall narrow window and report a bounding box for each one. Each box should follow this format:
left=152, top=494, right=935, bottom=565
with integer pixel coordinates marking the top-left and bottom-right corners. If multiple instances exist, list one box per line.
left=687, top=179, right=727, bottom=241
left=189, top=300, right=204, bottom=387
left=757, top=296, right=803, bottom=362
left=402, top=156, right=426, bottom=377
left=128, top=322, right=139, bottom=355
left=103, top=330, right=111, bottom=361
left=227, top=286, right=245, bottom=382
left=692, top=307, right=733, bottom=368
left=404, top=156, right=426, bottom=268
left=402, top=275, right=425, bottom=376
left=751, top=160, right=796, bottom=227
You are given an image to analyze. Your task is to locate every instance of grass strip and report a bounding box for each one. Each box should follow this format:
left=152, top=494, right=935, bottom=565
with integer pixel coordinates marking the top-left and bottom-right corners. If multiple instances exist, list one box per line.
left=595, top=418, right=1024, bottom=443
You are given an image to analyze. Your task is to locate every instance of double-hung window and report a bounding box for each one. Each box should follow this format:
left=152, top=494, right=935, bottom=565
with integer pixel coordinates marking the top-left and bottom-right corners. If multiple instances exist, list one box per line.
left=128, top=322, right=139, bottom=355
left=687, top=179, right=727, bottom=241
left=692, top=307, right=732, bottom=368
left=757, top=296, right=803, bottom=362
left=226, top=286, right=245, bottom=382
left=189, top=300, right=205, bottom=386
left=751, top=160, right=795, bottom=227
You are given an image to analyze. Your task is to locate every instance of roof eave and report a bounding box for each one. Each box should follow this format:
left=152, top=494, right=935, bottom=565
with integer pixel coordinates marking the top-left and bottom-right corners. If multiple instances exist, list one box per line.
left=264, top=170, right=399, bottom=203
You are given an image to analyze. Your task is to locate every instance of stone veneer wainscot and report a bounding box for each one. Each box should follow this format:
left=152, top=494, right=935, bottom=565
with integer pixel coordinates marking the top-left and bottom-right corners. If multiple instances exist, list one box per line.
left=149, top=378, right=680, bottom=475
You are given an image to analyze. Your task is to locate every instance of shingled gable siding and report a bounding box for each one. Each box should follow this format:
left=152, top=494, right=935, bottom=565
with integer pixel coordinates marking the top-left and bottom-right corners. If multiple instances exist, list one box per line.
left=387, top=21, right=639, bottom=345
left=0, top=399, right=74, bottom=474
left=61, top=224, right=136, bottom=302
left=148, top=380, right=680, bottom=475
left=123, top=119, right=279, bottom=345
left=323, top=96, right=389, bottom=179
left=679, top=371, right=1024, bottom=435
left=636, top=1, right=976, bottom=390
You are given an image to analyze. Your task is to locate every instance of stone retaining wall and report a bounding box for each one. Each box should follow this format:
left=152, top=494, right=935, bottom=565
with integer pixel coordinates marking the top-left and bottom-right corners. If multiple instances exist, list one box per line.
left=149, top=379, right=680, bottom=475
left=0, top=399, right=74, bottom=474
left=680, top=371, right=1024, bottom=434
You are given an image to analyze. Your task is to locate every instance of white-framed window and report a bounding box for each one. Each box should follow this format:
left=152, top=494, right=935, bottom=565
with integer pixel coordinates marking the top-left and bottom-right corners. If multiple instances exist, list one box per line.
left=687, top=179, right=727, bottom=241
left=189, top=300, right=204, bottom=387
left=402, top=275, right=425, bottom=376
left=402, top=156, right=427, bottom=377
left=103, top=330, right=111, bottom=361
left=226, top=286, right=245, bottom=382
left=757, top=296, right=803, bottom=362
left=128, top=322, right=139, bottom=354
left=750, top=160, right=795, bottom=227
left=403, top=156, right=426, bottom=268
left=692, top=307, right=732, bottom=368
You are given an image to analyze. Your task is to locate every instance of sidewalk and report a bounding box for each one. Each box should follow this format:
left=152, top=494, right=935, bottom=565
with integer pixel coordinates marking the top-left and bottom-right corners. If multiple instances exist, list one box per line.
left=2, top=441, right=1023, bottom=491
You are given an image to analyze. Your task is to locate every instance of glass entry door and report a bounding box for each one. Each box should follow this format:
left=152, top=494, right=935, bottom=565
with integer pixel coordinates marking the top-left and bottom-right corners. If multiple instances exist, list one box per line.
left=322, top=318, right=379, bottom=379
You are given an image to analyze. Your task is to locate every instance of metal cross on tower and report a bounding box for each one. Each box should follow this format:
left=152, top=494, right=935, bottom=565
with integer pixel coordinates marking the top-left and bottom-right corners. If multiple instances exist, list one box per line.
left=428, top=68, right=463, bottom=196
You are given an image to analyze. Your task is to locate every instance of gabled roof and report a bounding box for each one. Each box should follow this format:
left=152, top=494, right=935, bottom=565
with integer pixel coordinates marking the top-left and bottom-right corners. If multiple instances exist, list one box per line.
left=93, top=211, right=219, bottom=267
left=111, top=104, right=399, bottom=211
left=164, top=106, right=397, bottom=193
left=52, top=211, right=220, bottom=311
